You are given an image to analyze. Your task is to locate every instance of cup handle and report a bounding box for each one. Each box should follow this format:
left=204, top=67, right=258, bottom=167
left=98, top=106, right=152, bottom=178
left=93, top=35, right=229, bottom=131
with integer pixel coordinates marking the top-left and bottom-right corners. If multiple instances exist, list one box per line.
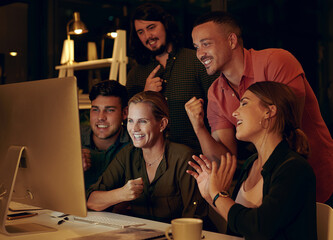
left=165, top=226, right=172, bottom=240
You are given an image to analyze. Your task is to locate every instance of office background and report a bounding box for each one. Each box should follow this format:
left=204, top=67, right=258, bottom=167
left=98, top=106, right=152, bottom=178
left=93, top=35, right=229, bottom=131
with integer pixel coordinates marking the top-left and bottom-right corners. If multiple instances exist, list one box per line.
left=0, top=0, right=332, bottom=133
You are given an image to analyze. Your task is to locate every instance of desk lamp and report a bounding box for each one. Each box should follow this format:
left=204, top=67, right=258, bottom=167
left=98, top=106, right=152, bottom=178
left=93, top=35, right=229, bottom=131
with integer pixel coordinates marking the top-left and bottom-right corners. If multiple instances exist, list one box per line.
left=101, top=31, right=117, bottom=59
left=65, top=12, right=88, bottom=64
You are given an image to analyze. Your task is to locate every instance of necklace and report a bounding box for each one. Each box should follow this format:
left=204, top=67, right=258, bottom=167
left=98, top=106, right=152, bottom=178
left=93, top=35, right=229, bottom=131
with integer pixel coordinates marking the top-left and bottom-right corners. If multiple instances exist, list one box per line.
left=145, top=152, right=164, bottom=167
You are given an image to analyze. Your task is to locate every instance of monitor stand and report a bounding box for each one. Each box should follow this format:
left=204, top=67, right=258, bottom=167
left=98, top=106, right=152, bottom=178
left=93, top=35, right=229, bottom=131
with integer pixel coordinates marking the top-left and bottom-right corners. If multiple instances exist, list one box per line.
left=0, top=146, right=56, bottom=236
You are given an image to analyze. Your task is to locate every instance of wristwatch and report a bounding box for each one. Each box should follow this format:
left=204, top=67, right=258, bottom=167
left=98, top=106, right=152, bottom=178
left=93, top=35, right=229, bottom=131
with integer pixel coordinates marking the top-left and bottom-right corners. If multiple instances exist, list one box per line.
left=212, top=191, right=229, bottom=207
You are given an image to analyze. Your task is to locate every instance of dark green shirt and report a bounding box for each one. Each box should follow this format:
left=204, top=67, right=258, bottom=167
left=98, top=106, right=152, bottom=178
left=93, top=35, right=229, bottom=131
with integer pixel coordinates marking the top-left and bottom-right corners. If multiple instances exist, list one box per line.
left=127, top=48, right=218, bottom=153
left=87, top=140, right=208, bottom=223
left=81, top=125, right=130, bottom=190
left=228, top=140, right=317, bottom=240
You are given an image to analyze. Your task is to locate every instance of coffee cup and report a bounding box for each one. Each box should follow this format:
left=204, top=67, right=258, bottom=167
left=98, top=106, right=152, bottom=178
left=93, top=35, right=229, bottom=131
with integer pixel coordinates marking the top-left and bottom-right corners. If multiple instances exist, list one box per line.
left=165, top=218, right=203, bottom=240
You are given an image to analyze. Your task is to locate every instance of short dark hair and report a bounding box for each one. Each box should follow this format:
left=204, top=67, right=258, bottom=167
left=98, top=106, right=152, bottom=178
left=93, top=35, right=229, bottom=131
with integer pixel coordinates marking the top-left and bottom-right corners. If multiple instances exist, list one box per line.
left=194, top=11, right=243, bottom=46
left=89, top=80, right=128, bottom=109
left=129, top=3, right=181, bottom=64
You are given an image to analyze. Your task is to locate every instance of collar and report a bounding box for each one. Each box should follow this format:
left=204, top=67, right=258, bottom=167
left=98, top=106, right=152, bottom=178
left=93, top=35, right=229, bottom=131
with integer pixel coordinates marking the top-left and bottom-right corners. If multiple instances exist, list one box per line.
left=243, top=48, right=254, bottom=79
left=218, top=48, right=254, bottom=91
left=135, top=140, right=170, bottom=184
left=232, top=140, right=290, bottom=199
left=118, top=125, right=130, bottom=144
left=150, top=47, right=179, bottom=62
left=149, top=140, right=170, bottom=184
left=261, top=140, right=291, bottom=177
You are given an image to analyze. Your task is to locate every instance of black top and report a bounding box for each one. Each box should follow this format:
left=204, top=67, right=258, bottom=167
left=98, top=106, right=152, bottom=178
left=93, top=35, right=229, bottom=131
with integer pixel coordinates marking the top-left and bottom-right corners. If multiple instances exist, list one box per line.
left=228, top=140, right=317, bottom=240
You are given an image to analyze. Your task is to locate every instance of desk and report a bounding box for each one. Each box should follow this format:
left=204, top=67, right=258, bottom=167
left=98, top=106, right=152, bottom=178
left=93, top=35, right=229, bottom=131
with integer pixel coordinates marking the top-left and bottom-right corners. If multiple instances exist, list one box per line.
left=1, top=210, right=244, bottom=240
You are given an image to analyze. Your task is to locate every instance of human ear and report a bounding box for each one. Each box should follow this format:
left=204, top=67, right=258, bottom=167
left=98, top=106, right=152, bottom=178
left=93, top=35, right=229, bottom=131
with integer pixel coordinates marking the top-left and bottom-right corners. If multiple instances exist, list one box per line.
left=228, top=33, right=238, bottom=49
left=122, top=106, right=128, bottom=120
left=160, top=117, right=168, bottom=132
left=265, top=105, right=277, bottom=118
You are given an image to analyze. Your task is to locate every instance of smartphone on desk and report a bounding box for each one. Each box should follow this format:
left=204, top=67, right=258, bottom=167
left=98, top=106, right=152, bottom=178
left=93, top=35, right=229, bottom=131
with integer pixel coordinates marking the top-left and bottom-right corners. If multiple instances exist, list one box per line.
left=7, top=211, right=38, bottom=220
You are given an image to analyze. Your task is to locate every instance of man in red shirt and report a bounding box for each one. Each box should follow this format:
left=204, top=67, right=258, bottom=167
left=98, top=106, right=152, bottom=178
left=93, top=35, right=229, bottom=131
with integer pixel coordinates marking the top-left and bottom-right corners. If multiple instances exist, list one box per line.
left=185, top=11, right=333, bottom=204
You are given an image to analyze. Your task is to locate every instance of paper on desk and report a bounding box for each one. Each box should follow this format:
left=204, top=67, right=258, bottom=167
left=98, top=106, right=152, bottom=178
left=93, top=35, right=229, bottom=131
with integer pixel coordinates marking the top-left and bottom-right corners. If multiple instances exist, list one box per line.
left=69, top=227, right=166, bottom=240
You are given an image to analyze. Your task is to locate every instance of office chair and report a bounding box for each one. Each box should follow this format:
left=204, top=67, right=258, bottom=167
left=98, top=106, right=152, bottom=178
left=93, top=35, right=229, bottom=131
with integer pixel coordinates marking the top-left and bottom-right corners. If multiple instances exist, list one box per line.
left=316, top=202, right=333, bottom=240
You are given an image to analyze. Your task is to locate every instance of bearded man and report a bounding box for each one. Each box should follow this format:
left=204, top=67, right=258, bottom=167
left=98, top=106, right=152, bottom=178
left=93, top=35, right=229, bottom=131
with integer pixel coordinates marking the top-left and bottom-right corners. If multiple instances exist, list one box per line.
left=126, top=3, right=217, bottom=154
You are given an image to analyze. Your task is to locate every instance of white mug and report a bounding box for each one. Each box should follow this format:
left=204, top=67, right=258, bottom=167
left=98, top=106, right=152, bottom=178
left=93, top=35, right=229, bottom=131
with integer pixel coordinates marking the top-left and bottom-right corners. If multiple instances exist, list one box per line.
left=165, top=218, right=203, bottom=240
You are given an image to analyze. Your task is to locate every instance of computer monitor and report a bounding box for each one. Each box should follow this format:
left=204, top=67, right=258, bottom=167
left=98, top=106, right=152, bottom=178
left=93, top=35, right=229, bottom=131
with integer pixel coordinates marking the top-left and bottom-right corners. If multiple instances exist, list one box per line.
left=0, top=77, right=87, bottom=235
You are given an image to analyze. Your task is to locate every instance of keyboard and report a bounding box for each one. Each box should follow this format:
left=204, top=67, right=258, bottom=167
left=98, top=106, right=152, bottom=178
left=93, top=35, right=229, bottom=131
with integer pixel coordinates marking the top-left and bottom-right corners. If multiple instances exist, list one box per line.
left=74, top=213, right=146, bottom=229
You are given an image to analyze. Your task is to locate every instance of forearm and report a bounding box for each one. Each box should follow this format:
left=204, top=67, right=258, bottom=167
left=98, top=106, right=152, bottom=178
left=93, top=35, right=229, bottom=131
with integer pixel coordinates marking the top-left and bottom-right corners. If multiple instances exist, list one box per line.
left=87, top=188, right=125, bottom=211
left=195, top=127, right=233, bottom=162
left=211, top=196, right=235, bottom=221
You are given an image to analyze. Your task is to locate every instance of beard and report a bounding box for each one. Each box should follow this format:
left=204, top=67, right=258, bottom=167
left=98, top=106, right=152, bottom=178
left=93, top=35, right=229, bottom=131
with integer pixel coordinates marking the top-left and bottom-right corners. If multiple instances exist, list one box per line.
left=151, top=43, right=167, bottom=57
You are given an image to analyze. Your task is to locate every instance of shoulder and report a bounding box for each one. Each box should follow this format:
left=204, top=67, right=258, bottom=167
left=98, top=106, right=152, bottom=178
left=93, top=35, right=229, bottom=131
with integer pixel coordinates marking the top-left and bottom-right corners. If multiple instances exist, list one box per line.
left=249, top=48, right=301, bottom=66
left=116, top=143, right=136, bottom=157
left=128, top=62, right=146, bottom=75
left=127, top=59, right=155, bottom=75
left=273, top=151, right=315, bottom=181
left=165, top=141, right=194, bottom=172
left=178, top=47, right=195, bottom=55
left=282, top=151, right=312, bottom=170
left=175, top=48, right=196, bottom=61
left=166, top=141, right=194, bottom=158
left=249, top=48, right=292, bottom=57
left=248, top=48, right=305, bottom=81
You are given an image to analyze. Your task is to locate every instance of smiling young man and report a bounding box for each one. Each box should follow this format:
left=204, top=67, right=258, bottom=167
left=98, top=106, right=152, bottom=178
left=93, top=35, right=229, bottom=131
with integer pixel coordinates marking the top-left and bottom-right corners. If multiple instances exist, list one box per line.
left=126, top=3, right=217, bottom=154
left=185, top=11, right=333, bottom=205
left=81, top=80, right=130, bottom=190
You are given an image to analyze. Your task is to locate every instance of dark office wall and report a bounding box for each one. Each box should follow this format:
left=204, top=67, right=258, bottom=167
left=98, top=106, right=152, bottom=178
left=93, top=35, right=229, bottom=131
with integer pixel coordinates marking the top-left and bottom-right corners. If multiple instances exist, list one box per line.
left=0, top=3, right=28, bottom=84
left=0, top=0, right=332, bottom=132
left=226, top=0, right=333, bottom=132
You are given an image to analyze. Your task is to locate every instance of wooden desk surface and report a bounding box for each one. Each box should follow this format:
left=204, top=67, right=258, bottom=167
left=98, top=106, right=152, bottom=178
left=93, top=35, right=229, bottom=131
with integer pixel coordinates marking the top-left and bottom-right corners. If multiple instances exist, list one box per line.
left=1, top=210, right=244, bottom=240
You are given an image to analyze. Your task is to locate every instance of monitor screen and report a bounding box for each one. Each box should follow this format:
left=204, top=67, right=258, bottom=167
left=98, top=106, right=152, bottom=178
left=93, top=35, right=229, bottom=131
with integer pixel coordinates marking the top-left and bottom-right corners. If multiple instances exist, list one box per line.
left=0, top=77, right=87, bottom=235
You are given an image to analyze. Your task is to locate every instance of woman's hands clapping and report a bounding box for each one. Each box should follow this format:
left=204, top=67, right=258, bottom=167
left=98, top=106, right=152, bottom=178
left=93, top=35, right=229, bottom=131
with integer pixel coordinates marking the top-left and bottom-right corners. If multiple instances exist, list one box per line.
left=209, top=153, right=237, bottom=198
left=187, top=153, right=237, bottom=204
left=187, top=154, right=212, bottom=202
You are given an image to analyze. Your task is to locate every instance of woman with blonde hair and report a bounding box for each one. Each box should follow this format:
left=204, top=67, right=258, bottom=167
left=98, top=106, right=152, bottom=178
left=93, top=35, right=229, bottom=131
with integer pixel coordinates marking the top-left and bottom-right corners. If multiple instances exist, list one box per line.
left=87, top=91, right=207, bottom=223
left=188, top=82, right=317, bottom=239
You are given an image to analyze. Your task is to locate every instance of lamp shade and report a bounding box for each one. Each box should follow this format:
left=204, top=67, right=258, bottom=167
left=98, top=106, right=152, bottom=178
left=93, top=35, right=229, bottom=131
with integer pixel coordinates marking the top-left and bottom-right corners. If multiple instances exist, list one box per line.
left=67, top=12, right=88, bottom=35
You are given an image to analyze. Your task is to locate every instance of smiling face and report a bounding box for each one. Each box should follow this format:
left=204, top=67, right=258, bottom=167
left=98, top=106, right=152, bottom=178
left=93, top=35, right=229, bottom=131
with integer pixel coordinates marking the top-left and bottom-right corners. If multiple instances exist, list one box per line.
left=192, top=21, right=234, bottom=76
left=232, top=90, right=271, bottom=143
left=90, top=96, right=127, bottom=142
left=135, top=20, right=167, bottom=55
left=127, top=102, right=166, bottom=150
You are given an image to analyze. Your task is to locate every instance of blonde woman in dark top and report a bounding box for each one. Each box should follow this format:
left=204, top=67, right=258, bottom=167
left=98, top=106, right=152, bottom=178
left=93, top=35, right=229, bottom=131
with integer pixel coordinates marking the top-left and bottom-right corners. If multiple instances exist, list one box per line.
left=87, top=91, right=207, bottom=223
left=187, top=82, right=317, bottom=239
